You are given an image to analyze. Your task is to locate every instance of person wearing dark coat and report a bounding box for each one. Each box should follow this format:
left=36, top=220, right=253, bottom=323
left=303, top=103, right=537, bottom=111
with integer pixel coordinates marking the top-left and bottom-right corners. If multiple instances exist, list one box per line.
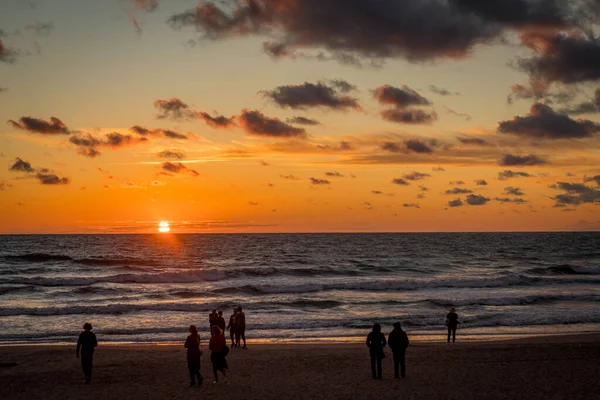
left=388, top=322, right=409, bottom=378
left=366, top=323, right=387, bottom=379
left=76, top=322, right=98, bottom=384
left=184, top=325, right=203, bottom=387
left=446, top=307, right=460, bottom=343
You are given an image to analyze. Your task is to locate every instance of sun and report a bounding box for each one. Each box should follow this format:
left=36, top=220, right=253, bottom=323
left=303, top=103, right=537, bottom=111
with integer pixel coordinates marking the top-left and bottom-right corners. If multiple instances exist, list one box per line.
left=158, top=221, right=171, bottom=233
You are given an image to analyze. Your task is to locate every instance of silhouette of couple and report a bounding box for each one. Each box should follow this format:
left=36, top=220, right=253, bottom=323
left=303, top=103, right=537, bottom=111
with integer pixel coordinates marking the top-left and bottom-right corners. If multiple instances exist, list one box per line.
left=366, top=322, right=409, bottom=379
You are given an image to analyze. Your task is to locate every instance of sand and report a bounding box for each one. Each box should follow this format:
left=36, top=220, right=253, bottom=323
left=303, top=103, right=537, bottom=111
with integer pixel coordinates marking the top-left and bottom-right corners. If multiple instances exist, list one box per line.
left=1, top=334, right=600, bottom=400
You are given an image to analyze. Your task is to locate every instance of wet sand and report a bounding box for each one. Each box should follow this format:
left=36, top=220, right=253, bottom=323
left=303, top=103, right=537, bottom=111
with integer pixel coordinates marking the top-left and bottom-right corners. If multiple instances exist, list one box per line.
left=1, top=334, right=599, bottom=400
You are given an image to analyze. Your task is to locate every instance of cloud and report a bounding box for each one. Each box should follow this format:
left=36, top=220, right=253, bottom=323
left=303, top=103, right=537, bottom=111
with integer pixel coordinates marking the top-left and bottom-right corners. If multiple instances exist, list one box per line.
left=248, top=201, right=259, bottom=206
left=287, top=116, right=320, bottom=125
left=161, top=161, right=199, bottom=177
left=391, top=178, right=409, bottom=186
left=448, top=199, right=463, bottom=207
left=551, top=181, right=600, bottom=206
left=8, top=116, right=70, bottom=134
left=505, top=186, right=525, bottom=196
left=450, top=180, right=465, bottom=185
left=559, top=88, right=600, bottom=115
left=456, top=136, right=491, bottom=146
left=429, top=85, right=458, bottom=96
left=381, top=108, right=438, bottom=125
left=309, top=177, right=330, bottom=185
left=418, top=186, right=429, bottom=192
left=403, top=203, right=420, bottom=209
left=154, top=98, right=192, bottom=120
left=405, top=139, right=434, bottom=153
left=499, top=154, right=548, bottom=166
left=325, top=171, right=344, bottom=177
left=465, top=194, right=490, bottom=205
left=130, top=126, right=190, bottom=139
left=36, top=172, right=70, bottom=185
left=374, top=85, right=431, bottom=108
left=495, top=197, right=528, bottom=204
left=432, top=167, right=445, bottom=172
left=158, top=149, right=185, bottom=159
left=280, top=174, right=300, bottom=180
left=403, top=171, right=430, bottom=181
left=196, top=112, right=235, bottom=128
left=0, top=39, right=19, bottom=63
left=498, top=103, right=600, bottom=139
left=506, top=84, right=575, bottom=105
left=475, top=179, right=488, bottom=186
left=0, top=180, right=13, bottom=191
left=9, top=157, right=35, bottom=173
left=238, top=110, right=306, bottom=138
left=584, top=175, right=600, bottom=186
left=263, top=81, right=360, bottom=110
left=498, top=170, right=532, bottom=180
left=445, top=188, right=473, bottom=195
left=26, top=21, right=54, bottom=36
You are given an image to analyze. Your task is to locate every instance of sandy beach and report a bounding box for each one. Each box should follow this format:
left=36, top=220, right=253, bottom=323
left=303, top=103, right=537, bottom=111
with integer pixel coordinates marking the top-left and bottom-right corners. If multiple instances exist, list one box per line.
left=1, top=334, right=599, bottom=400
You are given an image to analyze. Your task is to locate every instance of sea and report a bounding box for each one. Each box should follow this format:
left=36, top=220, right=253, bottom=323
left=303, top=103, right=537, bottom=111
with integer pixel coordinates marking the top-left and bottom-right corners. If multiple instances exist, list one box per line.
left=0, top=233, right=599, bottom=344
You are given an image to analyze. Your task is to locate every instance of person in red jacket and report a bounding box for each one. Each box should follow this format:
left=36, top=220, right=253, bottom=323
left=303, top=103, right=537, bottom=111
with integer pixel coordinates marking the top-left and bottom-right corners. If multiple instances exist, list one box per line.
left=209, top=326, right=229, bottom=384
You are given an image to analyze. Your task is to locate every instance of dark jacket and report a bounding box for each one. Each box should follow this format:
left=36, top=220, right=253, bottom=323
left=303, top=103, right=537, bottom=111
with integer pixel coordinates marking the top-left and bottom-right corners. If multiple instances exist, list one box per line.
left=77, top=331, right=97, bottom=354
left=366, top=331, right=386, bottom=357
left=388, top=329, right=409, bottom=352
left=185, top=333, right=201, bottom=362
left=446, top=312, right=459, bottom=329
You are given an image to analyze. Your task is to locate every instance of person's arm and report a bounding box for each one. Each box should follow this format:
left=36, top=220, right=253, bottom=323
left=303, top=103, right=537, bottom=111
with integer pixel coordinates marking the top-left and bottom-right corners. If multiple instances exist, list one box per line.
left=93, top=333, right=98, bottom=348
left=366, top=333, right=371, bottom=348
left=382, top=333, right=387, bottom=348
left=227, top=316, right=231, bottom=329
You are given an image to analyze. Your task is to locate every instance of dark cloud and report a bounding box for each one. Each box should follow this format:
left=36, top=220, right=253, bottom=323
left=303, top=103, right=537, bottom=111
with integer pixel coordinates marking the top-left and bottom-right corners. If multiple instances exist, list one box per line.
left=429, top=85, right=458, bottom=96
left=506, top=84, right=575, bottom=105
left=505, top=186, right=525, bottom=196
left=403, top=203, right=420, bottom=208
left=196, top=112, right=235, bottom=128
left=456, top=136, right=490, bottom=146
left=158, top=149, right=185, bottom=159
left=36, top=172, right=69, bottom=185
left=444, top=106, right=471, bottom=121
left=317, top=141, right=354, bottom=152
left=381, top=108, right=438, bottom=125
left=498, top=103, right=600, bottom=139
left=551, top=181, right=600, bottom=206
left=418, top=186, right=429, bottom=192
left=403, top=171, right=430, bottom=181
left=448, top=199, right=463, bottom=207
left=248, top=201, right=259, bottom=206
left=8, top=116, right=70, bottom=134
left=287, top=116, right=320, bottom=125
left=9, top=157, right=34, bottom=173
left=263, top=81, right=360, bottom=110
left=154, top=98, right=192, bottom=120
left=26, top=21, right=54, bottom=36
left=432, top=167, right=445, bottom=172
left=405, top=139, right=434, bottom=153
left=129, top=126, right=190, bottom=139
left=498, top=170, right=532, bottom=180
left=559, top=88, right=600, bottom=115
left=391, top=178, right=409, bottom=186
left=280, top=174, right=300, bottom=180
left=309, top=177, right=330, bottom=185
left=465, top=194, right=490, bottom=205
left=325, top=171, right=344, bottom=177
left=450, top=181, right=465, bottom=185
left=374, top=85, right=431, bottom=108
left=0, top=40, right=19, bottom=63
left=499, top=154, right=548, bottom=166
left=161, top=162, right=199, bottom=177
left=159, top=129, right=188, bottom=140
left=584, top=175, right=600, bottom=186
left=130, top=125, right=151, bottom=135
left=495, top=197, right=528, bottom=204
left=330, top=79, right=357, bottom=93
left=238, top=110, right=306, bottom=138
left=475, top=179, right=488, bottom=186
left=445, top=188, right=473, bottom=195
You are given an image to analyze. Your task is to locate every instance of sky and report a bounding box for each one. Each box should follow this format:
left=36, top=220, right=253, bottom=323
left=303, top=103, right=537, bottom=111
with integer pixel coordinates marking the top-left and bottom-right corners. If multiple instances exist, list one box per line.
left=1, top=0, right=599, bottom=234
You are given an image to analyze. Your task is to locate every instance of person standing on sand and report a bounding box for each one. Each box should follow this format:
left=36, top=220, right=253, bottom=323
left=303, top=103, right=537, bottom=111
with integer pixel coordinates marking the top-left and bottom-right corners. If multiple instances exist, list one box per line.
left=227, top=308, right=238, bottom=347
left=76, top=322, right=98, bottom=384
left=366, top=323, right=386, bottom=379
left=184, top=325, right=203, bottom=387
left=388, top=322, right=409, bottom=379
left=216, top=311, right=226, bottom=333
left=236, top=306, right=247, bottom=349
left=209, top=326, right=229, bottom=384
left=209, top=309, right=218, bottom=335
left=446, top=307, right=460, bottom=343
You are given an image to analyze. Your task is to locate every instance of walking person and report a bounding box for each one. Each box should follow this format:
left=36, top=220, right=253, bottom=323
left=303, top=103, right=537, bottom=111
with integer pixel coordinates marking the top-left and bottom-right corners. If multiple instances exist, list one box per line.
left=184, top=325, right=203, bottom=387
left=76, top=322, right=98, bottom=384
left=388, top=322, right=409, bottom=379
left=446, top=307, right=460, bottom=343
left=209, top=326, right=229, bottom=384
left=236, top=306, right=247, bottom=349
left=227, top=308, right=237, bottom=347
left=366, top=323, right=386, bottom=379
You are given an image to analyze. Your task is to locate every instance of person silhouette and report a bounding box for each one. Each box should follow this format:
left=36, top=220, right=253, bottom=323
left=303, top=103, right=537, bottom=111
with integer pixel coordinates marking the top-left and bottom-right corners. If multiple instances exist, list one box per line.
left=76, top=322, right=97, bottom=384
left=236, top=306, right=247, bottom=349
left=446, top=307, right=460, bottom=343
left=227, top=308, right=237, bottom=347
left=216, top=311, right=226, bottom=333
left=388, top=322, right=409, bottom=378
left=209, top=326, right=229, bottom=384
left=209, top=309, right=218, bottom=335
left=366, top=323, right=386, bottom=379
left=184, top=325, right=203, bottom=387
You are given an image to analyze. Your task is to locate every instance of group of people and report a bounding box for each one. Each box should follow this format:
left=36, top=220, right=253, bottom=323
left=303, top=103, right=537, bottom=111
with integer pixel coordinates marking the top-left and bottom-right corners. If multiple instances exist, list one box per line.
left=76, top=307, right=460, bottom=385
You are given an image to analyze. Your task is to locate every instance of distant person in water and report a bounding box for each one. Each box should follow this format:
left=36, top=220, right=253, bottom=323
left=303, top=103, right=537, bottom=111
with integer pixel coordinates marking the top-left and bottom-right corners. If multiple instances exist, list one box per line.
left=388, top=322, right=409, bottom=379
left=236, top=306, right=247, bottom=349
left=366, top=323, right=386, bottom=379
left=76, top=322, right=98, bottom=384
left=184, top=325, right=203, bottom=387
left=216, top=311, right=226, bottom=333
left=209, top=309, right=218, bottom=335
left=446, top=307, right=460, bottom=343
left=209, top=326, right=229, bottom=384
left=227, top=308, right=238, bottom=347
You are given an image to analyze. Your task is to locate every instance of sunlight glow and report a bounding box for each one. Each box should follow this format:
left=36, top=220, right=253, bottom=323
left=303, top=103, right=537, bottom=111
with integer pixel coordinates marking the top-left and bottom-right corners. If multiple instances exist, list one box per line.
left=158, top=221, right=170, bottom=233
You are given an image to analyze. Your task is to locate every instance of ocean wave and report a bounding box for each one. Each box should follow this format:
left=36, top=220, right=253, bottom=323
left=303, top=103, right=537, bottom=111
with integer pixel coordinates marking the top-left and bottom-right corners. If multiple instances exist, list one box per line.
left=0, top=285, right=38, bottom=295
left=3, top=253, right=73, bottom=263
left=525, top=265, right=600, bottom=275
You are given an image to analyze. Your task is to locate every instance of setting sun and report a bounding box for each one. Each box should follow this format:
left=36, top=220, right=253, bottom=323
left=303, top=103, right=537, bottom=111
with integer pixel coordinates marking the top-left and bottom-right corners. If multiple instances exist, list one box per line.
left=158, top=221, right=170, bottom=233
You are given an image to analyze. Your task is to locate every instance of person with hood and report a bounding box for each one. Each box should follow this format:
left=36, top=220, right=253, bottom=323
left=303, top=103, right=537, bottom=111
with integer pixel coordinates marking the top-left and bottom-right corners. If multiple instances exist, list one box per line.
left=366, top=323, right=386, bottom=379
left=388, top=322, right=409, bottom=378
left=184, top=325, right=203, bottom=387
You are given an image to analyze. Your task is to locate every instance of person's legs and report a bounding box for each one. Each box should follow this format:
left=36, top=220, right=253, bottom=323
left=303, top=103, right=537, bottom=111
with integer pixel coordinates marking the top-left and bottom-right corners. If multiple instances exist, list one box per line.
left=447, top=327, right=451, bottom=343
left=230, top=330, right=235, bottom=346
left=235, top=331, right=240, bottom=347
left=241, top=329, right=246, bottom=348
left=377, top=356, right=383, bottom=379
left=452, top=328, right=456, bottom=343
left=82, top=352, right=93, bottom=382
left=370, top=356, right=377, bottom=379
left=393, top=352, right=399, bottom=378
left=399, top=350, right=406, bottom=378
left=188, top=363, right=196, bottom=386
